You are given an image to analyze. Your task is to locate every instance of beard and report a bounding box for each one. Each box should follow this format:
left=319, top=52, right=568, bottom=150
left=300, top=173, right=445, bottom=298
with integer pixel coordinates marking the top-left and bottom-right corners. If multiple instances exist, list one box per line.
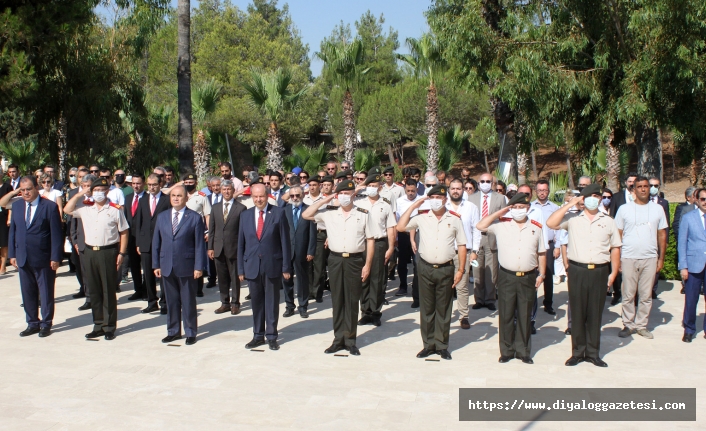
left=450, top=194, right=462, bottom=203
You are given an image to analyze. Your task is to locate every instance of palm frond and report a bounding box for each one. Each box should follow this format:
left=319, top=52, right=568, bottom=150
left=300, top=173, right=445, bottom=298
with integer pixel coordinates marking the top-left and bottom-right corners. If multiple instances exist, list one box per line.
left=192, top=79, right=223, bottom=126
left=242, top=67, right=308, bottom=124
left=400, top=33, right=446, bottom=84
left=316, top=39, right=370, bottom=90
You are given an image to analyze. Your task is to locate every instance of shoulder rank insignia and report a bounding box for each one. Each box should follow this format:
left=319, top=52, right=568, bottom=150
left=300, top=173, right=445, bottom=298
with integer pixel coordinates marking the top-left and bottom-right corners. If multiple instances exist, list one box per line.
left=356, top=207, right=369, bottom=214
left=418, top=209, right=430, bottom=214
left=499, top=217, right=512, bottom=222
left=382, top=197, right=390, bottom=204
left=448, top=210, right=461, bottom=218
left=531, top=219, right=542, bottom=228
left=325, top=205, right=338, bottom=210
left=109, top=202, right=122, bottom=209
left=198, top=191, right=206, bottom=196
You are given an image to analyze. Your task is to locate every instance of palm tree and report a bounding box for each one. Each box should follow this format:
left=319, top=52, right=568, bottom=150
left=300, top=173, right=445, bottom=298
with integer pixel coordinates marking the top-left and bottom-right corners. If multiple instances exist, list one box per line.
left=316, top=39, right=370, bottom=164
left=192, top=79, right=223, bottom=181
left=242, top=67, right=308, bottom=171
left=397, top=33, right=446, bottom=172
left=0, top=137, right=48, bottom=174
left=416, top=125, right=468, bottom=173
left=177, top=0, right=194, bottom=177
left=284, top=143, right=328, bottom=174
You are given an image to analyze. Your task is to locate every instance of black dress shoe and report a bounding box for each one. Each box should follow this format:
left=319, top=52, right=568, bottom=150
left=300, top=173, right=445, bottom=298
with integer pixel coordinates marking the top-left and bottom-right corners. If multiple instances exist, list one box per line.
left=185, top=337, right=196, bottom=345
left=520, top=356, right=534, bottom=364
left=104, top=332, right=116, bottom=340
left=416, top=348, right=435, bottom=358
left=651, top=291, right=658, bottom=299
left=196, top=291, right=204, bottom=298
left=410, top=301, right=420, bottom=308
left=395, top=288, right=407, bottom=297
left=530, top=321, right=537, bottom=335
left=78, top=302, right=92, bottom=311
left=498, top=355, right=513, bottom=363
left=268, top=340, right=280, bottom=350
left=245, top=339, right=266, bottom=349
left=565, top=328, right=572, bottom=335
left=565, top=356, right=584, bottom=366
left=38, top=327, right=51, bottom=338
left=682, top=333, right=694, bottom=343
left=283, top=308, right=295, bottom=318
left=115, top=286, right=121, bottom=293
left=315, top=297, right=323, bottom=303
left=584, top=357, right=608, bottom=367
left=383, top=299, right=389, bottom=305
left=358, top=315, right=373, bottom=325
left=544, top=307, right=556, bottom=315
left=141, top=305, right=159, bottom=314
left=438, top=349, right=452, bottom=360
left=127, top=293, right=144, bottom=301
left=471, top=303, right=484, bottom=310
left=162, top=334, right=182, bottom=343
left=324, top=344, right=346, bottom=354
left=245, top=294, right=251, bottom=300
left=348, top=345, right=360, bottom=356
left=206, top=282, right=216, bottom=289
left=372, top=317, right=382, bottom=327
left=610, top=296, right=621, bottom=306
left=160, top=308, right=167, bottom=315
left=72, top=292, right=86, bottom=299
left=19, top=326, right=40, bottom=337
left=299, top=309, right=309, bottom=318
left=85, top=330, right=105, bottom=339
left=486, top=303, right=497, bottom=311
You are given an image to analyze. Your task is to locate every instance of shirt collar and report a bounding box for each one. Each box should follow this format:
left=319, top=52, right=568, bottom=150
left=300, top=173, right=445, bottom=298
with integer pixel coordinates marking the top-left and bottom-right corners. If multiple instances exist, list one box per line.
left=29, top=196, right=40, bottom=207
left=172, top=206, right=185, bottom=216
left=223, top=198, right=234, bottom=206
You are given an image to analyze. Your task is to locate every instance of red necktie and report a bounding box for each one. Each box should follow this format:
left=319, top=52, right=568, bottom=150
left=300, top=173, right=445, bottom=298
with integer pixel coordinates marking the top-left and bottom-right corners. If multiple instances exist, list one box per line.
left=482, top=194, right=489, bottom=218
left=132, top=195, right=139, bottom=217
left=257, top=210, right=264, bottom=240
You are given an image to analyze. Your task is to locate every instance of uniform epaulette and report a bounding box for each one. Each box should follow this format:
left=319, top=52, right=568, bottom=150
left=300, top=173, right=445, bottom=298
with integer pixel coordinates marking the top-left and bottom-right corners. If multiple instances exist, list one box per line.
left=356, top=207, right=368, bottom=214
left=325, top=205, right=338, bottom=210
left=382, top=197, right=390, bottom=205
left=198, top=191, right=206, bottom=196
left=109, top=202, right=122, bottom=209
left=448, top=210, right=461, bottom=218
left=499, top=217, right=512, bottom=222
left=531, top=219, right=542, bottom=228
left=418, top=209, right=430, bottom=214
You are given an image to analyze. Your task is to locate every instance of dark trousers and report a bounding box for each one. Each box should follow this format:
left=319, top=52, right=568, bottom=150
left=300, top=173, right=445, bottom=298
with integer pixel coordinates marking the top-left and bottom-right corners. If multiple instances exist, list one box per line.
left=497, top=268, right=536, bottom=358
left=327, top=253, right=363, bottom=347
left=568, top=263, right=609, bottom=358
left=141, top=252, right=164, bottom=308
left=83, top=248, right=119, bottom=332
left=612, top=272, right=622, bottom=298
left=70, top=247, right=84, bottom=294
left=311, top=230, right=329, bottom=300
left=208, top=258, right=217, bottom=285
left=283, top=257, right=309, bottom=311
left=128, top=236, right=143, bottom=294
left=18, top=264, right=56, bottom=329
left=247, top=261, right=281, bottom=341
left=417, top=258, right=455, bottom=350
left=215, top=253, right=241, bottom=305
left=397, top=232, right=419, bottom=302
left=162, top=271, right=198, bottom=337
left=542, top=241, right=555, bottom=308
left=683, top=267, right=706, bottom=335
left=361, top=238, right=388, bottom=317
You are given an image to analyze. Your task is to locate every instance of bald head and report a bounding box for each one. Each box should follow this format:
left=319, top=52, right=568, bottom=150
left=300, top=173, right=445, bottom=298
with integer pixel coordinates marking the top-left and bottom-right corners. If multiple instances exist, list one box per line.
left=251, top=183, right=267, bottom=210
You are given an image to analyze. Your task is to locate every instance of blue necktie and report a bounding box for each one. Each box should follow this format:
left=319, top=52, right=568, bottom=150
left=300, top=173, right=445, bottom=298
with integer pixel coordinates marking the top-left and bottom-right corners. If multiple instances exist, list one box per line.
left=25, top=203, right=31, bottom=228
left=293, top=207, right=299, bottom=230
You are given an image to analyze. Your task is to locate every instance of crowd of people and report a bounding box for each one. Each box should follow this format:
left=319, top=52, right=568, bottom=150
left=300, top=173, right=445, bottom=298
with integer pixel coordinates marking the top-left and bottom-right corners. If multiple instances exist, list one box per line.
left=1, top=160, right=702, bottom=364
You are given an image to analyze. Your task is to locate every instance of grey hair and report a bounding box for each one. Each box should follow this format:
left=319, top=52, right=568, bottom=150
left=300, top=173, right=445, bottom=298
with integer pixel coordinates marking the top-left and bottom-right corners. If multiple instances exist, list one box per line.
left=424, top=175, right=437, bottom=184
left=342, top=160, right=352, bottom=166
left=81, top=174, right=97, bottom=184
left=686, top=186, right=696, bottom=198
left=209, top=176, right=221, bottom=185
left=153, top=166, right=165, bottom=174
left=247, top=171, right=259, bottom=183
left=578, top=175, right=591, bottom=183
left=69, top=167, right=78, bottom=173
left=221, top=179, right=234, bottom=189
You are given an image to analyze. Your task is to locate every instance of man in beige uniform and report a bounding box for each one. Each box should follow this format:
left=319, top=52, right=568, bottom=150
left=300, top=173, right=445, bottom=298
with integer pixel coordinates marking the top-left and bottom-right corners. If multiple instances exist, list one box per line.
left=397, top=184, right=467, bottom=360
left=355, top=172, right=396, bottom=327
left=64, top=178, right=129, bottom=340
left=477, top=193, right=546, bottom=364
left=184, top=173, right=211, bottom=297
left=303, top=180, right=374, bottom=356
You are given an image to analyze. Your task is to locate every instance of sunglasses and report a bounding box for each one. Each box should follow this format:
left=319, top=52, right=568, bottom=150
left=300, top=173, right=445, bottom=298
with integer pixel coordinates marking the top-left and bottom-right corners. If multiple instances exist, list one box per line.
left=290, top=194, right=302, bottom=198
left=495, top=188, right=504, bottom=192
left=69, top=175, right=76, bottom=178
left=425, top=184, right=434, bottom=188
left=299, top=175, right=309, bottom=179
left=90, top=170, right=99, bottom=173
left=602, top=196, right=612, bottom=199
left=464, top=187, right=473, bottom=190
left=383, top=173, right=393, bottom=176
left=479, top=180, right=492, bottom=184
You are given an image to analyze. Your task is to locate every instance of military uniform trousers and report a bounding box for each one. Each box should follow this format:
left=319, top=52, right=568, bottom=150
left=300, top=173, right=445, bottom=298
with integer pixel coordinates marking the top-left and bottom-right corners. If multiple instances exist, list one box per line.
left=83, top=246, right=119, bottom=333
left=360, top=238, right=389, bottom=318
left=214, top=253, right=241, bottom=305
left=567, top=262, right=609, bottom=358
left=162, top=271, right=198, bottom=337
left=396, top=231, right=419, bottom=302
left=473, top=234, right=498, bottom=306
left=497, top=267, right=536, bottom=358
left=327, top=252, right=363, bottom=348
left=417, top=258, right=455, bottom=350
left=311, top=230, right=329, bottom=301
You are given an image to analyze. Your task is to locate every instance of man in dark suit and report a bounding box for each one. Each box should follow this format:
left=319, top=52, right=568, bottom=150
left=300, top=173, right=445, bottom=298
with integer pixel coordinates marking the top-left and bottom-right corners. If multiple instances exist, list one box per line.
left=69, top=172, right=94, bottom=311
left=206, top=177, right=222, bottom=288
left=67, top=169, right=88, bottom=300
left=8, top=176, right=63, bottom=337
left=674, top=186, right=696, bottom=244
left=135, top=173, right=171, bottom=314
left=267, top=171, right=287, bottom=207
left=208, top=179, right=247, bottom=315
left=238, top=184, right=292, bottom=350
left=648, top=177, right=670, bottom=298
left=152, top=186, right=206, bottom=345
left=124, top=174, right=146, bottom=300
left=281, top=185, right=317, bottom=318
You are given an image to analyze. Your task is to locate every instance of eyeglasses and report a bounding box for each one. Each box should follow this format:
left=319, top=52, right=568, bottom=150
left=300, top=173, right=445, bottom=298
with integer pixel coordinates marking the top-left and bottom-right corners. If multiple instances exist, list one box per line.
left=341, top=166, right=350, bottom=170
left=479, top=180, right=492, bottom=184
left=464, top=187, right=473, bottom=191
left=299, top=175, right=309, bottom=179
left=90, top=170, right=99, bottom=173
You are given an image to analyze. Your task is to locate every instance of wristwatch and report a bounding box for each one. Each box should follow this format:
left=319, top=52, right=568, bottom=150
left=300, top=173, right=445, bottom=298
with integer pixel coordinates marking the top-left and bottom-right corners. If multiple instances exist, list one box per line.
left=538, top=273, right=545, bottom=278
left=120, top=252, right=128, bottom=257
left=471, top=249, right=479, bottom=254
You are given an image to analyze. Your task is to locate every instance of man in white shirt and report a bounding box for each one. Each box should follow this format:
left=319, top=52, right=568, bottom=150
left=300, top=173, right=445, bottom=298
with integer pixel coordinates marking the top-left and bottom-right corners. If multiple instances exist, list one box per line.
left=531, top=179, right=560, bottom=316
left=394, top=179, right=423, bottom=307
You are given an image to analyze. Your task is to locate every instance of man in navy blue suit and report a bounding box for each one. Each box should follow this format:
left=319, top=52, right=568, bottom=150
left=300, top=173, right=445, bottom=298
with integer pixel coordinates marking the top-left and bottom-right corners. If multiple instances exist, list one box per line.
left=678, top=187, right=706, bottom=343
left=153, top=185, right=206, bottom=345
left=238, top=183, right=292, bottom=350
left=8, top=176, right=63, bottom=338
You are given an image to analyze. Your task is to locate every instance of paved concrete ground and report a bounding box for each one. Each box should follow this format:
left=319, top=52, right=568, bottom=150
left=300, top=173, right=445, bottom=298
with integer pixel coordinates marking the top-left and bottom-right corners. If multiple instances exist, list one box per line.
left=0, top=265, right=703, bottom=430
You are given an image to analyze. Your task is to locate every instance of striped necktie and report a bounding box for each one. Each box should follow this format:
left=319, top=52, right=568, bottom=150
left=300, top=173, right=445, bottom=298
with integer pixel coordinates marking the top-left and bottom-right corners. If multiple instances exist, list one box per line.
left=172, top=211, right=179, bottom=235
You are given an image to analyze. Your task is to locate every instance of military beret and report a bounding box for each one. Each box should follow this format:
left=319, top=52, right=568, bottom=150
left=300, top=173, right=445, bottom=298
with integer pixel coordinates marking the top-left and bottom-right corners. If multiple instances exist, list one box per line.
left=321, top=175, right=334, bottom=184
left=507, top=192, right=530, bottom=206
left=291, top=167, right=302, bottom=175
left=364, top=173, right=382, bottom=185
left=91, top=178, right=110, bottom=190
left=184, top=173, right=196, bottom=181
left=255, top=176, right=264, bottom=184
left=335, top=169, right=352, bottom=179
left=383, top=166, right=395, bottom=174
left=367, top=166, right=382, bottom=176
left=307, top=175, right=321, bottom=184
left=335, top=179, right=355, bottom=193
left=580, top=183, right=602, bottom=197
left=426, top=184, right=447, bottom=197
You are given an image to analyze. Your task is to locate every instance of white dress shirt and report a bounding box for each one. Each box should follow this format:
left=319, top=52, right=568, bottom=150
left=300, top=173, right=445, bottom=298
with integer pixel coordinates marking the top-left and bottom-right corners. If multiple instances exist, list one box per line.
left=26, top=196, right=40, bottom=224
left=108, top=185, right=125, bottom=205
left=171, top=206, right=185, bottom=229
left=446, top=199, right=481, bottom=250
left=396, top=195, right=423, bottom=219
left=223, top=199, right=234, bottom=216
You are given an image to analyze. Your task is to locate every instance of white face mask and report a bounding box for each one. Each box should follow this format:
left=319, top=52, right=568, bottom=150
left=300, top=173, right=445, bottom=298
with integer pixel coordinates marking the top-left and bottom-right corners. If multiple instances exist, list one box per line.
left=510, top=208, right=527, bottom=221
left=428, top=199, right=443, bottom=211
left=337, top=194, right=352, bottom=206
left=584, top=196, right=600, bottom=210
left=92, top=191, right=106, bottom=203
left=69, top=176, right=77, bottom=184
left=650, top=186, right=659, bottom=196
left=479, top=182, right=492, bottom=193
left=365, top=186, right=379, bottom=197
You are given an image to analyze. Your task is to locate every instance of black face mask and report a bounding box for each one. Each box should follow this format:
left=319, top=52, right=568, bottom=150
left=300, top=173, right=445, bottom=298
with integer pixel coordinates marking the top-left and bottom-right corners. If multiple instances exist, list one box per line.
left=114, top=174, right=125, bottom=185
left=185, top=184, right=196, bottom=193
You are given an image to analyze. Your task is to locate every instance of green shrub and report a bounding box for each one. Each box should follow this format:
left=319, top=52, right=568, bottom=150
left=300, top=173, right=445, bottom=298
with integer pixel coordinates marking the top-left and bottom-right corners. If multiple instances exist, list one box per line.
left=661, top=202, right=679, bottom=280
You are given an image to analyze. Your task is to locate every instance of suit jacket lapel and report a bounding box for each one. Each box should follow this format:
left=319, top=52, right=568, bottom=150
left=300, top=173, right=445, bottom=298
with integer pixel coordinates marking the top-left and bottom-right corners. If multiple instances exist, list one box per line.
left=259, top=205, right=273, bottom=241
left=28, top=199, right=41, bottom=229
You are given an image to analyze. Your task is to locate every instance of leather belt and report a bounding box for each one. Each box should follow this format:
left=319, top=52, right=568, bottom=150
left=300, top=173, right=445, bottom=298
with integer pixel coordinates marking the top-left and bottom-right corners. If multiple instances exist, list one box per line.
left=481, top=232, right=488, bottom=236
left=419, top=257, right=453, bottom=268
left=330, top=251, right=363, bottom=258
left=374, top=237, right=387, bottom=242
left=569, top=260, right=610, bottom=270
left=500, top=266, right=536, bottom=277
left=86, top=243, right=119, bottom=251
left=318, top=229, right=326, bottom=232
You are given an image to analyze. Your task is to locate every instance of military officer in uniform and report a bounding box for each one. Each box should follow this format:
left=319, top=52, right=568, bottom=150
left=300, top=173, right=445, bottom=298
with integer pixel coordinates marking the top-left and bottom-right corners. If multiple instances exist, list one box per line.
left=476, top=193, right=546, bottom=364
left=355, top=172, right=396, bottom=327
left=547, top=184, right=621, bottom=367
left=64, top=178, right=130, bottom=340
left=381, top=166, right=404, bottom=201
left=302, top=179, right=374, bottom=356
left=396, top=184, right=467, bottom=360
left=184, top=173, right=211, bottom=297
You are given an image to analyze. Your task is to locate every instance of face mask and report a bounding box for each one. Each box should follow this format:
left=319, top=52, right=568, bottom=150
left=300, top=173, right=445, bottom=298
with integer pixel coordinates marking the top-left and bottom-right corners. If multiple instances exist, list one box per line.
left=291, top=200, right=302, bottom=208
left=584, top=196, right=600, bottom=210
left=510, top=208, right=527, bottom=221
left=650, top=186, right=659, bottom=196
left=337, top=194, right=351, bottom=206
left=114, top=174, right=125, bottom=185
left=92, top=191, right=106, bottom=203
left=428, top=199, right=443, bottom=211
left=69, top=176, right=77, bottom=184
left=185, top=184, right=196, bottom=193
left=479, top=182, right=492, bottom=194
left=602, top=198, right=611, bottom=207
left=365, top=186, right=379, bottom=197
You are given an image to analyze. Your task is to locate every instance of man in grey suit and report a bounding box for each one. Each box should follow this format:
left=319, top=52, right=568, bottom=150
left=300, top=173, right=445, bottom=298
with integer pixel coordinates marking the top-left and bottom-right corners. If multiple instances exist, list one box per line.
left=468, top=172, right=507, bottom=311
left=281, top=185, right=317, bottom=318
left=208, top=179, right=247, bottom=315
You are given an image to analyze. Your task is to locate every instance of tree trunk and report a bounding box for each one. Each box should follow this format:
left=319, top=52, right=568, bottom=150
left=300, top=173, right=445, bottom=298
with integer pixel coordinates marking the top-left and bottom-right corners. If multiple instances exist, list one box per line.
left=426, top=82, right=439, bottom=172
left=193, top=129, right=211, bottom=183
left=565, top=139, right=575, bottom=190
left=127, top=135, right=137, bottom=172
left=690, top=158, right=700, bottom=186
left=530, top=148, right=537, bottom=183
left=635, top=124, right=662, bottom=181
left=491, top=97, right=518, bottom=180
left=342, top=89, right=356, bottom=164
left=483, top=150, right=489, bottom=172
left=177, top=0, right=194, bottom=177
left=386, top=143, right=395, bottom=166
left=605, top=128, right=620, bottom=192
left=266, top=122, right=284, bottom=171
left=57, top=113, right=67, bottom=180
left=517, top=152, right=528, bottom=185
